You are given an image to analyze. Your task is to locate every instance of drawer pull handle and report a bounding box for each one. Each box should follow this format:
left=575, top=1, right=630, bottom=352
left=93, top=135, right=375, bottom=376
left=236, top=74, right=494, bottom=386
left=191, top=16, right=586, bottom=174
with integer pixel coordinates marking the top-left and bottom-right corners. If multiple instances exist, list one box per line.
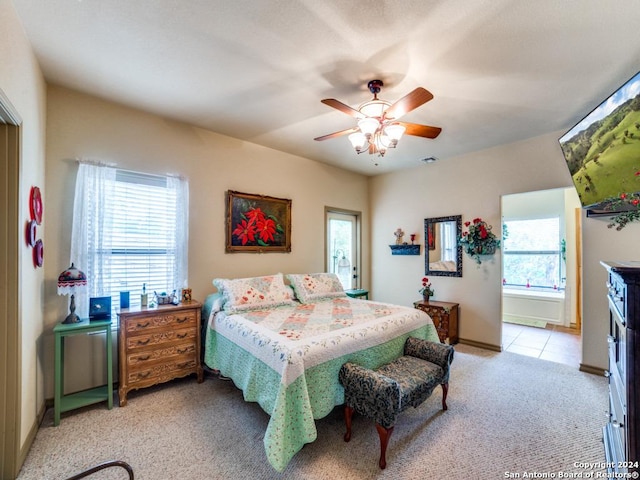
left=177, top=316, right=189, bottom=323
left=137, top=338, right=151, bottom=346
left=177, top=333, right=188, bottom=339
left=177, top=348, right=188, bottom=354
left=138, top=355, right=151, bottom=361
left=137, top=371, right=151, bottom=379
left=136, top=321, right=150, bottom=328
left=177, top=362, right=192, bottom=369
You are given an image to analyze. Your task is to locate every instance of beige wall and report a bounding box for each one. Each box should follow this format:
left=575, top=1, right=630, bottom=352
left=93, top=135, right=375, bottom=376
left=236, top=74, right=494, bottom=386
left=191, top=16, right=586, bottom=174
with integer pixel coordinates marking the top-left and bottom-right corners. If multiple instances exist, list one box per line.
left=369, top=131, right=631, bottom=370
left=0, top=0, right=47, bottom=463
left=43, top=85, right=370, bottom=397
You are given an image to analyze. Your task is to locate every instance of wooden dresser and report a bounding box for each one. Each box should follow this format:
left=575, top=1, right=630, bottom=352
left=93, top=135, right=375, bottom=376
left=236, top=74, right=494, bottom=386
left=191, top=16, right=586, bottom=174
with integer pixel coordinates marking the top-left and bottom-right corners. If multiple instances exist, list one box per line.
left=413, top=300, right=459, bottom=344
left=117, top=301, right=203, bottom=406
left=601, top=261, right=640, bottom=475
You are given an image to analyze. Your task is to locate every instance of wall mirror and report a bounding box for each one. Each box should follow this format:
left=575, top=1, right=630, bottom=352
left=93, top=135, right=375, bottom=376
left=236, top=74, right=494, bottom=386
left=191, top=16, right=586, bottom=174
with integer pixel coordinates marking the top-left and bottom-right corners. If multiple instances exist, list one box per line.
left=424, top=215, right=462, bottom=277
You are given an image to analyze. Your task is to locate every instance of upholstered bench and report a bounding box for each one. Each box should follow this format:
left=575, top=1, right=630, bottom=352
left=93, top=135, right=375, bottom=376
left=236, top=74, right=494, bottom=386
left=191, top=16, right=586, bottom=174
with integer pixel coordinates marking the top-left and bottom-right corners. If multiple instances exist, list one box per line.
left=338, top=337, right=454, bottom=469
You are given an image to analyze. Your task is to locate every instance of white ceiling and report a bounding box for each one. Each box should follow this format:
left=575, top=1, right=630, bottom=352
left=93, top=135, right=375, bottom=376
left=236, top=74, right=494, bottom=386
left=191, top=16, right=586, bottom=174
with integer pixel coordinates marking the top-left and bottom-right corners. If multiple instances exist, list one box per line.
left=12, top=0, right=640, bottom=176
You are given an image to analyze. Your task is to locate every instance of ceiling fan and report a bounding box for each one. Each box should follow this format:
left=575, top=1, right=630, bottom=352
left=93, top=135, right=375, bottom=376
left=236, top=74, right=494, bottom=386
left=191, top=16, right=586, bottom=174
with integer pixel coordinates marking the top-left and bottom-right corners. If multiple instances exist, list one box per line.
left=314, top=79, right=441, bottom=157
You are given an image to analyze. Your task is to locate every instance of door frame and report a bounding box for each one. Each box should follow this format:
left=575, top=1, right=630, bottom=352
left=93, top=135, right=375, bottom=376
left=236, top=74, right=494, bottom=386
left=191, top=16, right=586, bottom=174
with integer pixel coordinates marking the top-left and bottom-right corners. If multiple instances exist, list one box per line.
left=324, top=207, right=362, bottom=289
left=0, top=89, right=22, bottom=480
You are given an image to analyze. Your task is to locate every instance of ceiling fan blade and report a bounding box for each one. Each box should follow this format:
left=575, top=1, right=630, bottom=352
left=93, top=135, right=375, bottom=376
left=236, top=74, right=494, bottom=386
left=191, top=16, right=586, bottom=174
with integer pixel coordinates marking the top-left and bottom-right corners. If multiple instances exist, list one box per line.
left=384, top=87, right=434, bottom=120
left=398, top=121, right=442, bottom=139
left=321, top=99, right=365, bottom=119
left=314, top=127, right=359, bottom=141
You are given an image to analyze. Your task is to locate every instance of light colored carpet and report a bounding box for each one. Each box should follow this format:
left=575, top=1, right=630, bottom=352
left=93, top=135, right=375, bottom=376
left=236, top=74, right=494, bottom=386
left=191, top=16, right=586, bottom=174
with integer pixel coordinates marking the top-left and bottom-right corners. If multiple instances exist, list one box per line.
left=17, top=344, right=607, bottom=480
left=503, top=317, right=547, bottom=328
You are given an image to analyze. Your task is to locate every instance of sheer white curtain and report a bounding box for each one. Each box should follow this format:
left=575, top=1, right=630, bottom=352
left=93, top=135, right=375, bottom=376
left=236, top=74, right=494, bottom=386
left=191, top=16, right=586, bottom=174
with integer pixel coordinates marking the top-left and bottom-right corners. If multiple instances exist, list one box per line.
left=70, top=163, right=117, bottom=317
left=169, top=174, right=189, bottom=292
left=69, top=162, right=188, bottom=317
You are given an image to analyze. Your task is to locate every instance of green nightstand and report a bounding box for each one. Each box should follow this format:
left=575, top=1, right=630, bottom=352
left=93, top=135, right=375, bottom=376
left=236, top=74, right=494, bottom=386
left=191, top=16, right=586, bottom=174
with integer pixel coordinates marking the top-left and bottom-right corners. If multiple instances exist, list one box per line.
left=345, top=288, right=369, bottom=300
left=54, top=318, right=113, bottom=426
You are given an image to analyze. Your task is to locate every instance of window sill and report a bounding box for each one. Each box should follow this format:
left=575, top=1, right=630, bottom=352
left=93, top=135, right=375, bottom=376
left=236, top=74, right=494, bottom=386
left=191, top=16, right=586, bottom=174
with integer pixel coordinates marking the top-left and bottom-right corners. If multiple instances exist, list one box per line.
left=502, top=288, right=564, bottom=300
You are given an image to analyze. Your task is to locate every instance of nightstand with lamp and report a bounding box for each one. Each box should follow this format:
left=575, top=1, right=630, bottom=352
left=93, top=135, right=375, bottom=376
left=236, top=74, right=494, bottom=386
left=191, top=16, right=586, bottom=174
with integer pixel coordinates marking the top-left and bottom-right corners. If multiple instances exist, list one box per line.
left=54, top=264, right=113, bottom=425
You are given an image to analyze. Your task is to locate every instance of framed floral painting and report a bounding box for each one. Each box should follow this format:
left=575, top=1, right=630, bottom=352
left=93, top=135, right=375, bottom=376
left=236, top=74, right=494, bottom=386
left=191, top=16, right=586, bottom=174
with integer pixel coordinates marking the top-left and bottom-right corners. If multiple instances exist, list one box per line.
left=225, top=190, right=292, bottom=253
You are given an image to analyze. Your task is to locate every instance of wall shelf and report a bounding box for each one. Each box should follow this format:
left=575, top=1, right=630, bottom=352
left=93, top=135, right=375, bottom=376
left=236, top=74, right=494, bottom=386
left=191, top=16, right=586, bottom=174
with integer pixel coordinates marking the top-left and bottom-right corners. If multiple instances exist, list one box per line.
left=389, top=244, right=420, bottom=255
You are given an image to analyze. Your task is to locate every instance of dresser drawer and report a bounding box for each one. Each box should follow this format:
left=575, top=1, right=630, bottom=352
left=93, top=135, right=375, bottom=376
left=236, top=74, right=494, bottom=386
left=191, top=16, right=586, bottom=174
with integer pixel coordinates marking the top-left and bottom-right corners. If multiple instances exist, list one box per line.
left=127, top=342, right=197, bottom=367
left=126, top=326, right=196, bottom=351
left=127, top=357, right=198, bottom=384
left=124, top=310, right=196, bottom=333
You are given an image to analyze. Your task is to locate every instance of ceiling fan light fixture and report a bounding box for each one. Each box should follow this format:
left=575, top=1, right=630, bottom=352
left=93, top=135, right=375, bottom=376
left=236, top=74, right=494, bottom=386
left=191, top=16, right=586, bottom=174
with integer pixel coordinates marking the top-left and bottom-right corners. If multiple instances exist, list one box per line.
left=357, top=117, right=379, bottom=137
left=384, top=124, right=406, bottom=145
left=358, top=99, right=391, bottom=118
left=348, top=132, right=367, bottom=152
left=315, top=79, right=440, bottom=159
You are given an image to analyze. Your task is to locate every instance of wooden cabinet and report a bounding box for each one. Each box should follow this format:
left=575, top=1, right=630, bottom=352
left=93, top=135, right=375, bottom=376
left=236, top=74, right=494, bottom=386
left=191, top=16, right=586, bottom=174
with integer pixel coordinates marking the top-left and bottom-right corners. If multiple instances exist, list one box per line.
left=601, top=261, right=640, bottom=475
left=118, top=301, right=203, bottom=406
left=413, top=300, right=459, bottom=344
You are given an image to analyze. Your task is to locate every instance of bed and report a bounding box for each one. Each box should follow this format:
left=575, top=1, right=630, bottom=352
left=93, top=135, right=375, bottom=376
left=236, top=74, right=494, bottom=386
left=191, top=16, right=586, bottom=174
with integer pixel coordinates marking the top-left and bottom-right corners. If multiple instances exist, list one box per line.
left=202, top=273, right=439, bottom=472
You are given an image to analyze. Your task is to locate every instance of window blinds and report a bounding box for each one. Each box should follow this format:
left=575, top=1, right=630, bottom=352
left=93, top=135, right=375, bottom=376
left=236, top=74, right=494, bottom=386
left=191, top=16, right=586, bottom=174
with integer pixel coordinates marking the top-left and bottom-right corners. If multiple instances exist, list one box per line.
left=70, top=163, right=188, bottom=320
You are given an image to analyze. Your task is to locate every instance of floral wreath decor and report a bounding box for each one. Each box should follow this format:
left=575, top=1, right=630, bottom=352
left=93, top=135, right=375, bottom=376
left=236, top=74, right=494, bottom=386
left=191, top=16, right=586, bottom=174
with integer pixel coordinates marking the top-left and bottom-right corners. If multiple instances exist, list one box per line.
left=459, top=217, right=500, bottom=264
left=605, top=191, right=640, bottom=231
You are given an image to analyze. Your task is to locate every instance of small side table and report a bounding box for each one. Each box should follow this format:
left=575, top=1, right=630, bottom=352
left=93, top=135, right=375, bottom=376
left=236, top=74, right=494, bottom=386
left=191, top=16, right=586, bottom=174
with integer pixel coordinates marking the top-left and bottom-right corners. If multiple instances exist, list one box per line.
left=54, top=318, right=113, bottom=426
left=413, top=300, right=459, bottom=344
left=345, top=288, right=369, bottom=300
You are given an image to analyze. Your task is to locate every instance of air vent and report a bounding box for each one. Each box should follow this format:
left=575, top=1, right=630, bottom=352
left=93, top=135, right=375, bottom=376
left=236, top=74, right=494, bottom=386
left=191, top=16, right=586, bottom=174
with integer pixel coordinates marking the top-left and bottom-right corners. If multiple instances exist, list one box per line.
left=421, top=156, right=437, bottom=164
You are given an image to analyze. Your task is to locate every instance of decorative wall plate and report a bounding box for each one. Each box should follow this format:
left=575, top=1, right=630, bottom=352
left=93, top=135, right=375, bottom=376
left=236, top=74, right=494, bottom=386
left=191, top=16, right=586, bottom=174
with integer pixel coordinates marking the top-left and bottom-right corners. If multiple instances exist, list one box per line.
left=33, top=239, right=44, bottom=267
left=30, top=186, right=43, bottom=225
left=26, top=219, right=37, bottom=247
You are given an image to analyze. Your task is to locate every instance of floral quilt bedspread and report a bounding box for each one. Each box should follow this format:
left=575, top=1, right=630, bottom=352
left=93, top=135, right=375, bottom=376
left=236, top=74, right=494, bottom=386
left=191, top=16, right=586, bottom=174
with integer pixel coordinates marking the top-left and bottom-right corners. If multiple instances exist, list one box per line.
left=204, top=296, right=438, bottom=471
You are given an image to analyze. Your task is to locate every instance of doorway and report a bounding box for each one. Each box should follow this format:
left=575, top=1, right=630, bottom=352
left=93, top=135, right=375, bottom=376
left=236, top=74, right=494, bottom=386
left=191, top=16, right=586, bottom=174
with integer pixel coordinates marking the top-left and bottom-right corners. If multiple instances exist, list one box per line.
left=500, top=187, right=582, bottom=367
left=325, top=208, right=361, bottom=290
left=0, top=97, right=22, bottom=479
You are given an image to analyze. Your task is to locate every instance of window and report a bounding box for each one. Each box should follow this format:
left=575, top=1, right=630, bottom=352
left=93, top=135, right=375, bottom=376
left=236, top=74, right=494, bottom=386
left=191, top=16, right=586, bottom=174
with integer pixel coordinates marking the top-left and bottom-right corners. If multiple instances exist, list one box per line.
left=70, top=163, right=188, bottom=320
left=502, top=217, right=563, bottom=291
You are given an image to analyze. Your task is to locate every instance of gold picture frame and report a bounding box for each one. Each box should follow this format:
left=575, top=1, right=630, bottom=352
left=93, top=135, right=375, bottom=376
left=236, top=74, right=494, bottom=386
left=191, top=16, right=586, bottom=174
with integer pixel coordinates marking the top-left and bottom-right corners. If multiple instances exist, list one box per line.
left=225, top=190, right=292, bottom=253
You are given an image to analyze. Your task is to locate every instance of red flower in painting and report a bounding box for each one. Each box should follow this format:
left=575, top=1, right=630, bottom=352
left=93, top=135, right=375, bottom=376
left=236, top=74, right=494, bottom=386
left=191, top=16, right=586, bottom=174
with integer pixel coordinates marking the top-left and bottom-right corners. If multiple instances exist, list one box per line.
left=257, top=217, right=276, bottom=243
left=245, top=207, right=266, bottom=224
left=232, top=219, right=256, bottom=245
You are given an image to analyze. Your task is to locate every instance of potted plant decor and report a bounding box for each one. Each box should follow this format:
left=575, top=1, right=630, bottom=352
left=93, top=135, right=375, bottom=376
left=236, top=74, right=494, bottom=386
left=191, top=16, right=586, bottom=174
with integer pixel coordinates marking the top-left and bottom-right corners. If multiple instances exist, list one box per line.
left=459, top=217, right=500, bottom=264
left=419, top=277, right=434, bottom=302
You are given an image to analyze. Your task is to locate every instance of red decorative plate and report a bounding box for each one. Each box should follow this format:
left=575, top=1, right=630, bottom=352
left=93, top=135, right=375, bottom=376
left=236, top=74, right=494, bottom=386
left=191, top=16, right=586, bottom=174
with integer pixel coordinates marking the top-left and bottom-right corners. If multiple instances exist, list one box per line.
left=33, top=239, right=43, bottom=268
left=26, top=219, right=37, bottom=247
left=30, top=186, right=43, bottom=225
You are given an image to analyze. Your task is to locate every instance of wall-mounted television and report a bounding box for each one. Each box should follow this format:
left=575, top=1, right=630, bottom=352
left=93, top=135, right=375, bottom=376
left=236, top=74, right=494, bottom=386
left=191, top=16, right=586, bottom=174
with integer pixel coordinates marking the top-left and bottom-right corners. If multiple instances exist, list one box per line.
left=559, top=71, right=640, bottom=214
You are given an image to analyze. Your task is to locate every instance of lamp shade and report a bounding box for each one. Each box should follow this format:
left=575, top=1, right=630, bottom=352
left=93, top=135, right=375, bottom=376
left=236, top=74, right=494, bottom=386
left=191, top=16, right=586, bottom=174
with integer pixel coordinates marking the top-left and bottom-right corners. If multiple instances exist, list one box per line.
left=58, top=263, right=87, bottom=324
left=57, top=263, right=87, bottom=294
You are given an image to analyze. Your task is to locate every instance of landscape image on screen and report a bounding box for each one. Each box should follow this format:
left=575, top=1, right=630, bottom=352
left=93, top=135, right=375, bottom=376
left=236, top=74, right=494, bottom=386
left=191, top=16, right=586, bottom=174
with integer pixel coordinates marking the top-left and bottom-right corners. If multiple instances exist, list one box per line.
left=559, top=71, right=640, bottom=208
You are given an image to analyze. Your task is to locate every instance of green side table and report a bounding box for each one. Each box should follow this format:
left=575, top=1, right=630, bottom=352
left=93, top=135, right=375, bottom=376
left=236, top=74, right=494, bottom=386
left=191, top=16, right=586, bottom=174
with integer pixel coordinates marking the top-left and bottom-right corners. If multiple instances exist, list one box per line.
left=54, top=318, right=113, bottom=426
left=345, top=288, right=369, bottom=300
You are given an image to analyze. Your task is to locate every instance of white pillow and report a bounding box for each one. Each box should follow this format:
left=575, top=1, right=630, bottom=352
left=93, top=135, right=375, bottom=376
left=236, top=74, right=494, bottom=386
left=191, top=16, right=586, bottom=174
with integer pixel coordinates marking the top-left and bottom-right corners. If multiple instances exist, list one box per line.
left=213, top=273, right=296, bottom=314
left=286, top=273, right=346, bottom=304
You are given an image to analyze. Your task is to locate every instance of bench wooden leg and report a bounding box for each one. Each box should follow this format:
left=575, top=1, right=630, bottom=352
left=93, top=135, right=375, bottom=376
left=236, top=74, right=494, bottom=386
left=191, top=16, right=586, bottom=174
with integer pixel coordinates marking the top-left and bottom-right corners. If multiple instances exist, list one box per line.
left=442, top=382, right=449, bottom=410
left=375, top=423, right=394, bottom=469
left=344, top=405, right=353, bottom=442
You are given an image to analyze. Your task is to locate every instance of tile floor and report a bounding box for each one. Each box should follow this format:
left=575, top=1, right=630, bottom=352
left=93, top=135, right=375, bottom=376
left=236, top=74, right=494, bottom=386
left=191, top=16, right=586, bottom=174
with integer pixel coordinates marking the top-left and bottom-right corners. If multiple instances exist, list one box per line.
left=502, top=322, right=582, bottom=367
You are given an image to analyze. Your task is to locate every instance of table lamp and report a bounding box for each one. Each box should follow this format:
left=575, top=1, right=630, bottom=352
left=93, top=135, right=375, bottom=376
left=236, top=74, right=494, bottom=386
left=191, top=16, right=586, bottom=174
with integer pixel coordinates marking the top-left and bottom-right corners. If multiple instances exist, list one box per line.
left=57, top=263, right=87, bottom=324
